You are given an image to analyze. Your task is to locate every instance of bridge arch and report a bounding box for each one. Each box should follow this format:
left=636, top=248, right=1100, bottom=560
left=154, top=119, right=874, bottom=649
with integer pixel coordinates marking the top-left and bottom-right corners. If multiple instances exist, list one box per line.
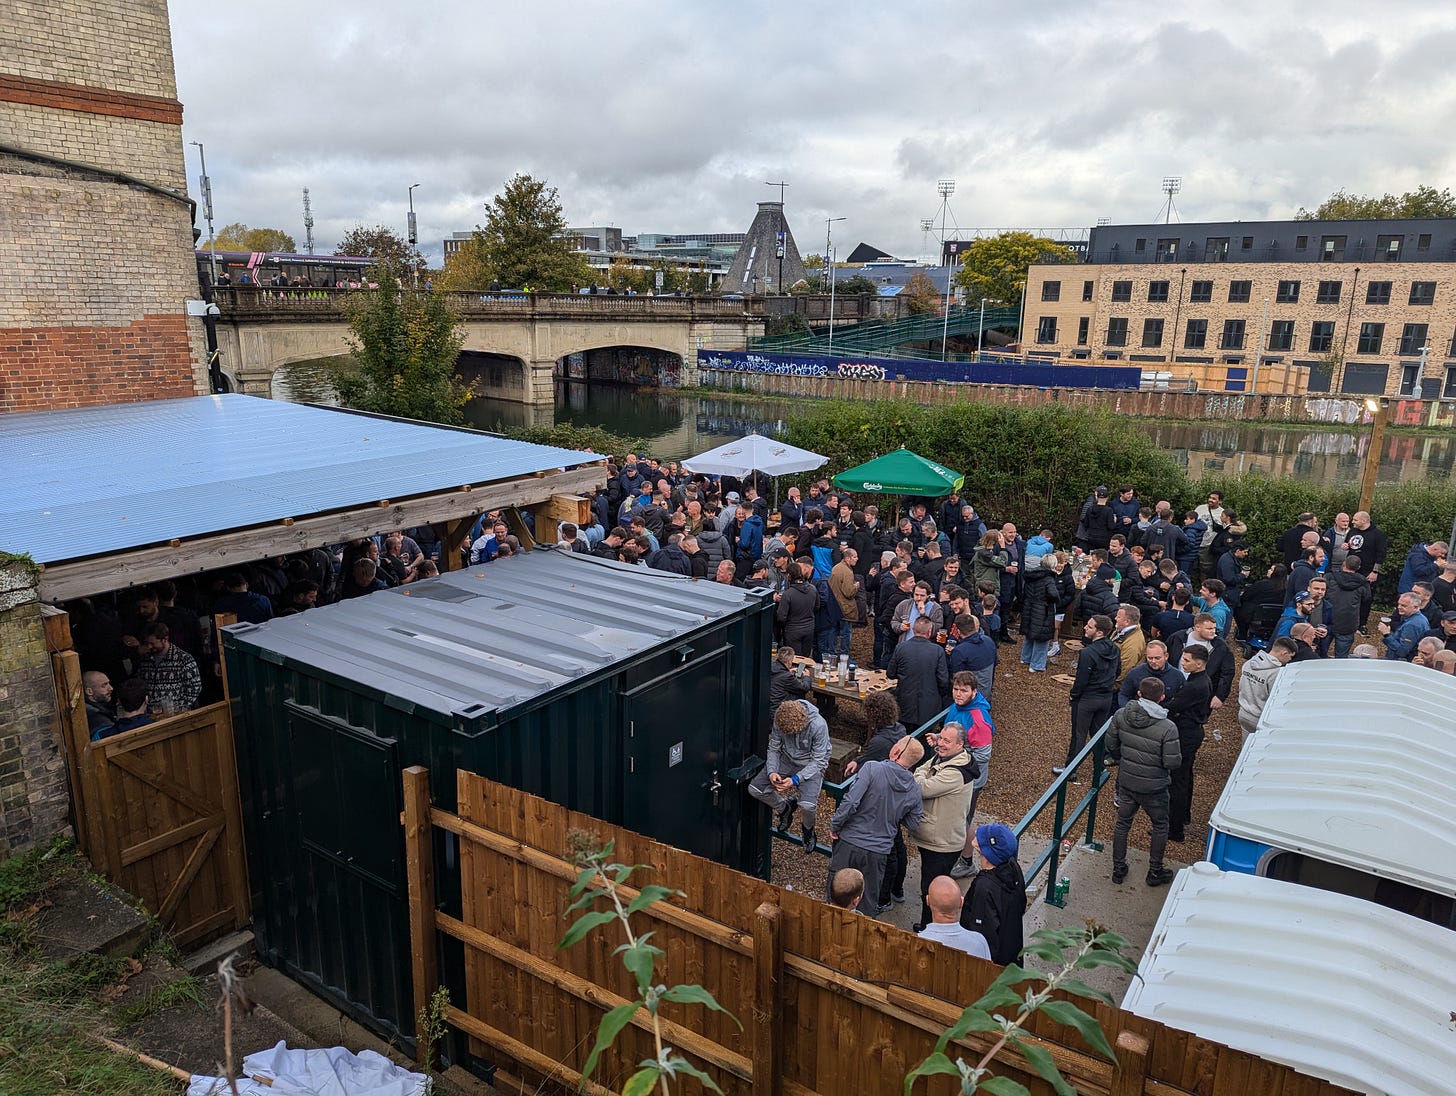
left=558, top=344, right=684, bottom=388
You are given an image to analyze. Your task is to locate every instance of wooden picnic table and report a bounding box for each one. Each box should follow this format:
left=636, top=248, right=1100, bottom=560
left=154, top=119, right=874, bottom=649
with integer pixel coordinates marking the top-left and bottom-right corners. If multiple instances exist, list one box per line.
left=791, top=656, right=892, bottom=703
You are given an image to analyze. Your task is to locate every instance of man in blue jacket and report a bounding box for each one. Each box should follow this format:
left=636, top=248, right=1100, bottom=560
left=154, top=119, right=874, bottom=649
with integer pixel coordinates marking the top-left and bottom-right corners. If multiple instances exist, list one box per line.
left=1398, top=540, right=1448, bottom=595
left=735, top=505, right=765, bottom=567
left=1379, top=592, right=1428, bottom=660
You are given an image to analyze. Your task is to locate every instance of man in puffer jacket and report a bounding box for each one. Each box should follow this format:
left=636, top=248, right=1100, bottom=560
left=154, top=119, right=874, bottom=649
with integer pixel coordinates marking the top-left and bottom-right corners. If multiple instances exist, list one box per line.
left=908, top=722, right=977, bottom=931
left=695, top=527, right=733, bottom=571
left=1105, top=676, right=1181, bottom=887
left=748, top=699, right=831, bottom=850
left=1236, top=637, right=1296, bottom=740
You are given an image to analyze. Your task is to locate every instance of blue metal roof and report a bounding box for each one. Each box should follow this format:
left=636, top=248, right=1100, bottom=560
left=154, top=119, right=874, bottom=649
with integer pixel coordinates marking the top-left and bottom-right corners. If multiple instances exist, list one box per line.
left=222, top=549, right=766, bottom=718
left=0, top=395, right=601, bottom=565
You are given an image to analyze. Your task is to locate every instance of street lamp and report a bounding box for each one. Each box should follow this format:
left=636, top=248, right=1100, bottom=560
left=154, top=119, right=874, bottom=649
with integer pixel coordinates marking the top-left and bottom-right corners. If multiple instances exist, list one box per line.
left=1412, top=342, right=1431, bottom=401
left=825, top=217, right=845, bottom=353
left=407, top=183, right=420, bottom=289
left=190, top=141, right=216, bottom=288
left=1358, top=397, right=1389, bottom=515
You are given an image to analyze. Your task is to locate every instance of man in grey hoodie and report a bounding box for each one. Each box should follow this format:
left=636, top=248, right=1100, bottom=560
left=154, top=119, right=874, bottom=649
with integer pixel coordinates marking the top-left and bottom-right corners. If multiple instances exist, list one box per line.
left=826, top=735, right=925, bottom=917
left=1105, top=676, right=1182, bottom=887
left=1236, top=637, right=1296, bottom=740
left=748, top=699, right=831, bottom=850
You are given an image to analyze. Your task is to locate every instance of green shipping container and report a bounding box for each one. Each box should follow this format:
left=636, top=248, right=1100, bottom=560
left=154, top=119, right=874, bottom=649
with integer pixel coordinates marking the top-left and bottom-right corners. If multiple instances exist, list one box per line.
left=222, top=549, right=773, bottom=1042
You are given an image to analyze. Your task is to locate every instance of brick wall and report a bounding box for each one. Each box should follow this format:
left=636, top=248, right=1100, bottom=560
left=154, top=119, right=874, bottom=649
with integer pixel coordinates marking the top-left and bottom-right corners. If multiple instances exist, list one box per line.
left=0, top=563, right=70, bottom=858
left=0, top=0, right=206, bottom=410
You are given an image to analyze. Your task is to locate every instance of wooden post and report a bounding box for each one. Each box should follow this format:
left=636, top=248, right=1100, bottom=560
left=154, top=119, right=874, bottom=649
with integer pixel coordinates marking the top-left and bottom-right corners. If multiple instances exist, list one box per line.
left=1109, top=1029, right=1150, bottom=1096
left=52, top=649, right=98, bottom=863
left=439, top=519, right=471, bottom=573
left=751, top=901, right=783, bottom=1096
left=402, top=765, right=440, bottom=1063
left=213, top=613, right=237, bottom=700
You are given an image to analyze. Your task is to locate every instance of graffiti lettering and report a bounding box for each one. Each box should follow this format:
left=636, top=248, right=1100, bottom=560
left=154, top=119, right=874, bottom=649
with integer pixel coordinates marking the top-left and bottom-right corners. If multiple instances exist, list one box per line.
left=697, top=350, right=1142, bottom=390
left=837, top=363, right=888, bottom=380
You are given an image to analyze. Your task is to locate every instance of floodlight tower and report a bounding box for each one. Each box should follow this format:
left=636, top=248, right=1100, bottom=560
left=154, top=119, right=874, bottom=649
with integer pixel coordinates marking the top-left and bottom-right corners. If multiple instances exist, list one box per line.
left=920, top=218, right=934, bottom=261
left=1160, top=177, right=1182, bottom=224
left=302, top=188, right=315, bottom=255
left=936, top=181, right=956, bottom=359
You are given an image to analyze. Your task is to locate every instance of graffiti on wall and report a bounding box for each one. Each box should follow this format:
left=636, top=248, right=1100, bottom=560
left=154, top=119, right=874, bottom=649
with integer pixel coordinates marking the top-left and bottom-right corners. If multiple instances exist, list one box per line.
left=1304, top=397, right=1364, bottom=425
left=698, top=350, right=1143, bottom=390
left=561, top=348, right=684, bottom=386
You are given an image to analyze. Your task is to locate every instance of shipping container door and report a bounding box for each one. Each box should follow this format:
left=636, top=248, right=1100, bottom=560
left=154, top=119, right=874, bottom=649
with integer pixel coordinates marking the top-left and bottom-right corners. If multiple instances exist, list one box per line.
left=623, top=644, right=731, bottom=861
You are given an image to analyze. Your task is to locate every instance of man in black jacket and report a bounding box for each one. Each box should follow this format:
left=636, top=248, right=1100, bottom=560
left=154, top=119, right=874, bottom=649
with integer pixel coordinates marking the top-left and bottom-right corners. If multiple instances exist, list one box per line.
left=885, top=618, right=950, bottom=730
left=1163, top=644, right=1212, bottom=843
left=1056, top=614, right=1118, bottom=778
left=1345, top=510, right=1389, bottom=629
left=1165, top=615, right=1234, bottom=707
left=768, top=647, right=812, bottom=715
left=958, top=823, right=1027, bottom=965
left=1106, top=677, right=1181, bottom=886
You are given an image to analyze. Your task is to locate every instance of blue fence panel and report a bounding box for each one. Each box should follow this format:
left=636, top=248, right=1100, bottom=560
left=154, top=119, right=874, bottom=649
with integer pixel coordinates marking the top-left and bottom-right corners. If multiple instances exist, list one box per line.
left=699, top=349, right=1144, bottom=391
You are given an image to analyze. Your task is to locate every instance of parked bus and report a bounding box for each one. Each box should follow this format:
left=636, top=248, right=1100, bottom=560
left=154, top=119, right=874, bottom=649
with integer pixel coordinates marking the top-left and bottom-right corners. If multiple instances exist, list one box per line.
left=196, top=250, right=376, bottom=290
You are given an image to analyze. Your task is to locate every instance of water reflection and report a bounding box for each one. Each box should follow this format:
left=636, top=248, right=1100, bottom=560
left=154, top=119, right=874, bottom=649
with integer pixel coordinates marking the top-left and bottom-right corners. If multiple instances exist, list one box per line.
left=455, top=381, right=1456, bottom=485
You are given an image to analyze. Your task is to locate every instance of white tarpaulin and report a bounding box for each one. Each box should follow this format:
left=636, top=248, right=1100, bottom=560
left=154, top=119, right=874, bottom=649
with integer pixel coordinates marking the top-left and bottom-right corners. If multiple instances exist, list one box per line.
left=682, top=433, right=827, bottom=478
left=187, top=1042, right=429, bottom=1096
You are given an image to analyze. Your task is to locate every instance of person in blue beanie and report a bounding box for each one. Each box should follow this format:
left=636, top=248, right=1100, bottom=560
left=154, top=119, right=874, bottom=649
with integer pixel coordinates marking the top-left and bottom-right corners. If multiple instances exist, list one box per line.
left=958, top=823, right=1027, bottom=965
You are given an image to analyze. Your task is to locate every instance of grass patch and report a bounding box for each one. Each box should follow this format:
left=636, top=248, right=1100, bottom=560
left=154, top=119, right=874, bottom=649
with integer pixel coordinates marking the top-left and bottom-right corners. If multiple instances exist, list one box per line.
left=113, top=975, right=203, bottom=1025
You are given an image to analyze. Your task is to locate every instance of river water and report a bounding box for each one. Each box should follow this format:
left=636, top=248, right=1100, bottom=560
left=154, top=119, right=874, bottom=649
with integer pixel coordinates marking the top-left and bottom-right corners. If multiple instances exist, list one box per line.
left=464, top=382, right=1456, bottom=486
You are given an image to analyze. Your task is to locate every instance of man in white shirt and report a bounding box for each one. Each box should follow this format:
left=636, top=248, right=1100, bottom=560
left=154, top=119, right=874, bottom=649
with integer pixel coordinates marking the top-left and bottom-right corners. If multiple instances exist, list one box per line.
left=916, top=875, right=990, bottom=959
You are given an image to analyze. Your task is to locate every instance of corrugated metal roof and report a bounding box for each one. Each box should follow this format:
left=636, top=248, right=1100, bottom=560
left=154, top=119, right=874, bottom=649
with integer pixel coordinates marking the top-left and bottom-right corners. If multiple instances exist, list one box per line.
left=1209, top=660, right=1456, bottom=896
left=1124, top=863, right=1456, bottom=1096
left=0, top=395, right=601, bottom=565
left=222, top=549, right=766, bottom=719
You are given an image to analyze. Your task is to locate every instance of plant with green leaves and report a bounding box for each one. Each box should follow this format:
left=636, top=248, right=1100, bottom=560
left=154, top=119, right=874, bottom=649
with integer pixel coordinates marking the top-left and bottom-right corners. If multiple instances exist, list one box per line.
left=905, top=924, right=1137, bottom=1096
left=559, top=835, right=740, bottom=1095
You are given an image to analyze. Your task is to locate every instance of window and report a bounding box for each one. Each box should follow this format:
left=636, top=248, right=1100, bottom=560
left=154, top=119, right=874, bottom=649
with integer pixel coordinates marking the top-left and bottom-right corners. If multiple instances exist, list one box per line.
left=1036, top=316, right=1058, bottom=344
left=1316, top=280, right=1341, bottom=305
left=1142, top=318, right=1165, bottom=347
left=1410, top=281, right=1436, bottom=306
left=1041, top=280, right=1061, bottom=302
left=1268, top=320, right=1295, bottom=351
left=1275, top=280, right=1300, bottom=303
left=1204, top=238, right=1229, bottom=262
left=1366, top=281, right=1392, bottom=305
left=1185, top=319, right=1208, bottom=349
left=1106, top=317, right=1129, bottom=346
left=1082, top=279, right=1094, bottom=301
left=1356, top=322, right=1384, bottom=355
left=1155, top=238, right=1179, bottom=262
left=1134, top=238, right=1146, bottom=253
left=1445, top=364, right=1456, bottom=399
left=1147, top=280, right=1170, bottom=302
left=1342, top=362, right=1390, bottom=395
left=1377, top=234, right=1403, bottom=261
left=1220, top=319, right=1246, bottom=350
left=1077, top=317, right=1089, bottom=345
left=1304, top=359, right=1333, bottom=393
left=1418, top=233, right=1432, bottom=252
left=1189, top=279, right=1213, bottom=303
left=1309, top=320, right=1335, bottom=353
left=1111, top=280, right=1132, bottom=302
left=1321, top=235, right=1346, bottom=261
left=1399, top=323, right=1429, bottom=355
left=1295, top=235, right=1308, bottom=251
left=1241, top=236, right=1254, bottom=251
left=1228, top=280, right=1252, bottom=303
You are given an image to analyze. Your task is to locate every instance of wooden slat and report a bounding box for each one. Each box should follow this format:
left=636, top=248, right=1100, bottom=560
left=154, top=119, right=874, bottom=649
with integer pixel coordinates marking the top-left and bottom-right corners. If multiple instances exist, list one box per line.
left=36, top=464, right=606, bottom=601
left=444, top=1006, right=615, bottom=1096
left=752, top=902, right=783, bottom=1096
left=526, top=493, right=590, bottom=528
left=1111, top=1031, right=1150, bottom=1096
left=402, top=766, right=439, bottom=1064
left=119, top=814, right=217, bottom=867
left=51, top=650, right=97, bottom=862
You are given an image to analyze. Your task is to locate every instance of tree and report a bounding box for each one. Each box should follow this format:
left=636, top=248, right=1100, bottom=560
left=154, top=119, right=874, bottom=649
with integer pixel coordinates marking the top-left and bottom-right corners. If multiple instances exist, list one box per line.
left=955, top=232, right=1077, bottom=306
left=335, top=224, right=424, bottom=278
left=208, top=222, right=298, bottom=253
left=473, top=173, right=594, bottom=291
left=435, top=235, right=492, bottom=292
left=904, top=270, right=942, bottom=315
left=834, top=274, right=882, bottom=296
left=336, top=265, right=472, bottom=425
left=1296, top=185, right=1456, bottom=220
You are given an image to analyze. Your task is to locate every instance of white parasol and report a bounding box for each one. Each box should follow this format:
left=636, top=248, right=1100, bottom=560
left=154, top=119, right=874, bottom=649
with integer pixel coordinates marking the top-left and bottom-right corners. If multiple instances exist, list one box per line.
left=682, top=434, right=827, bottom=478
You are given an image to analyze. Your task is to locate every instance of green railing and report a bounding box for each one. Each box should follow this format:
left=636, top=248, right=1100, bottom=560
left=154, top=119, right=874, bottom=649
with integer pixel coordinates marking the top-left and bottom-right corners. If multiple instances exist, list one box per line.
left=766, top=706, right=1113, bottom=910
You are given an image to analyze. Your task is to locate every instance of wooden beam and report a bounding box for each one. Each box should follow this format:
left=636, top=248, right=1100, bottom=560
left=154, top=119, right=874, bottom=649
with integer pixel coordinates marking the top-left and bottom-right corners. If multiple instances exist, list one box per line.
left=443, top=1006, right=615, bottom=1096
left=1110, top=1030, right=1150, bottom=1096
left=526, top=493, right=590, bottom=529
left=402, top=766, right=440, bottom=1065
left=437, top=519, right=470, bottom=573
left=500, top=507, right=536, bottom=552
left=52, top=649, right=98, bottom=864
left=36, top=463, right=605, bottom=602
left=41, top=604, right=72, bottom=652
left=751, top=902, right=783, bottom=1096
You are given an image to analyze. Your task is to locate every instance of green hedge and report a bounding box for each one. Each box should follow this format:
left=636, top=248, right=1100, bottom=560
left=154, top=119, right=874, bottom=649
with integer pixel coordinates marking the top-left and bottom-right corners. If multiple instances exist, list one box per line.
left=498, top=420, right=649, bottom=459
left=782, top=398, right=1454, bottom=603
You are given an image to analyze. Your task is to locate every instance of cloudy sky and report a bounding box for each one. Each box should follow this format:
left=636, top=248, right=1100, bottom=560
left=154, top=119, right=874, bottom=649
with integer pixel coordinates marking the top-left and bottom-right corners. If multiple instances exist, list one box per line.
left=171, top=1, right=1456, bottom=266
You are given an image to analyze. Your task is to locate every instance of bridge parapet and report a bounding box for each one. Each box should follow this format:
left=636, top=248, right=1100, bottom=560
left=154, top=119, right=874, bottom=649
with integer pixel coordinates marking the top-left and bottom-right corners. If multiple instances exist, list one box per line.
left=212, top=287, right=763, bottom=323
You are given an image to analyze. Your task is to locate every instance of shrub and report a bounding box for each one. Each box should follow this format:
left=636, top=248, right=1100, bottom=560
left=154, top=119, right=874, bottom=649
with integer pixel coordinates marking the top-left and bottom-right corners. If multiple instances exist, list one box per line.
left=499, top=420, right=649, bottom=460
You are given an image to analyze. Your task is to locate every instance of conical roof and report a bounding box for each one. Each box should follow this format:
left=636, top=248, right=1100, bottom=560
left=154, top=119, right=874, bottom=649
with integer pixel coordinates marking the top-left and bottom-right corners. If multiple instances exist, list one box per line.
left=721, top=201, right=805, bottom=295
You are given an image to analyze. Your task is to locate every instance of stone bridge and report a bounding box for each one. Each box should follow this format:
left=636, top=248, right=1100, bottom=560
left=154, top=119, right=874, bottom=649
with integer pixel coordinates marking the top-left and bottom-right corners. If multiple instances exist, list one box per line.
left=210, top=288, right=764, bottom=404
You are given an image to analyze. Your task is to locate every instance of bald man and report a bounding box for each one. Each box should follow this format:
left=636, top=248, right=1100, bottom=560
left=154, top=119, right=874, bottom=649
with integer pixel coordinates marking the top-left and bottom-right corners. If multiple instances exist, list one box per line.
left=916, top=876, right=991, bottom=959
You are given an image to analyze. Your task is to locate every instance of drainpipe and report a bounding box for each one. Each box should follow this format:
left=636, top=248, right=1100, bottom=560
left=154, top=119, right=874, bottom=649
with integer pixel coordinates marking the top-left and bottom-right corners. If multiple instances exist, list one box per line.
left=1338, top=267, right=1361, bottom=391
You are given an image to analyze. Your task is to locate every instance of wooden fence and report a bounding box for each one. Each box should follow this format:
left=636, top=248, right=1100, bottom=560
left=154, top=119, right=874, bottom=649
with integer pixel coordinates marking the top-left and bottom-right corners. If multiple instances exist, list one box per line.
left=403, top=767, right=1350, bottom=1096
left=51, top=620, right=250, bottom=950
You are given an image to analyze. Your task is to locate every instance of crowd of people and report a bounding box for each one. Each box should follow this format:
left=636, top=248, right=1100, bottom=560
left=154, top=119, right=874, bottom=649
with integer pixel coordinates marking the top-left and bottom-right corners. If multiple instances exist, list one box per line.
left=68, top=444, right=1451, bottom=960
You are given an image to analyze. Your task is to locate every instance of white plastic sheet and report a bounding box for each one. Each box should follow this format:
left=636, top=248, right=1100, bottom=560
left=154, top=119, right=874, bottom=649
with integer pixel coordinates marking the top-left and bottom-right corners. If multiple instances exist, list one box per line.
left=187, top=1041, right=429, bottom=1096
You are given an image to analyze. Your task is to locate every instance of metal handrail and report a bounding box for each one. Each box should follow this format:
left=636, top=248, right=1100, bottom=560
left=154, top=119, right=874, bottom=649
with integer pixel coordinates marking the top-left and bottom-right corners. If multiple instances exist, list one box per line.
left=1012, top=716, right=1112, bottom=907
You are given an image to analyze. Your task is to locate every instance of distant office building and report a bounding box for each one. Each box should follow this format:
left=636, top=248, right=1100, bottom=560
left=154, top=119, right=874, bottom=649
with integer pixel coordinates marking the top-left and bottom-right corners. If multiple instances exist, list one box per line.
left=1022, top=217, right=1456, bottom=398
left=442, top=231, right=474, bottom=260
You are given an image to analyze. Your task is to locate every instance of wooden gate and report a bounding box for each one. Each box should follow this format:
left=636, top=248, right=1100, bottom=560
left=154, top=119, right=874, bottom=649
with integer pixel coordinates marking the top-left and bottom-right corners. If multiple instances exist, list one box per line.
left=52, top=633, right=250, bottom=950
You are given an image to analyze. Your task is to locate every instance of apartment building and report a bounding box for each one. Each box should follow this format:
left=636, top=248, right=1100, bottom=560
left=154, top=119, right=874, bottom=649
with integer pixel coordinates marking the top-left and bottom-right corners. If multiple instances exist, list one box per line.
left=1022, top=218, right=1456, bottom=398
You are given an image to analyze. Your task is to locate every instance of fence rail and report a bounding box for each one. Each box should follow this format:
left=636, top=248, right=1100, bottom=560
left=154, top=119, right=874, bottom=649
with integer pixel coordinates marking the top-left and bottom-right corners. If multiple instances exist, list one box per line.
left=402, top=767, right=1349, bottom=1096
left=211, top=287, right=761, bottom=321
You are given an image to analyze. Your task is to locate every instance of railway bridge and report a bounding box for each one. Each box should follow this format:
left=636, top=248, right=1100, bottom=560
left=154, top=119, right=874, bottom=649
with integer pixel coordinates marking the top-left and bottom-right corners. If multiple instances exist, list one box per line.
left=209, top=289, right=764, bottom=405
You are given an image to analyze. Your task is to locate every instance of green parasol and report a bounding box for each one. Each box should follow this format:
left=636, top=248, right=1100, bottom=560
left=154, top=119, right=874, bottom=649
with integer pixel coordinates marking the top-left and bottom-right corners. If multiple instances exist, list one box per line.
left=832, top=447, right=964, bottom=496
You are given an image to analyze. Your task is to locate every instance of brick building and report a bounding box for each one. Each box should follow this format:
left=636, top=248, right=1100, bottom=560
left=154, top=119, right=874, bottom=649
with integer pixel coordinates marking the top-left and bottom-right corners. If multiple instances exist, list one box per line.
left=1021, top=218, right=1456, bottom=398
left=0, top=0, right=207, bottom=413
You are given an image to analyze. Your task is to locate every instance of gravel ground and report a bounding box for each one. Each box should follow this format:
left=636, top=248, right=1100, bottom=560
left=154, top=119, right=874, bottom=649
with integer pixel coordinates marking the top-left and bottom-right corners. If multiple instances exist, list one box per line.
left=771, top=622, right=1246, bottom=898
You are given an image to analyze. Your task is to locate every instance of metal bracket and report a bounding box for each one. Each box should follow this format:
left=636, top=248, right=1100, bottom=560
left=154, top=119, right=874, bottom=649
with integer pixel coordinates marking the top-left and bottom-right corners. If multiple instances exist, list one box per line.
left=727, top=755, right=764, bottom=783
